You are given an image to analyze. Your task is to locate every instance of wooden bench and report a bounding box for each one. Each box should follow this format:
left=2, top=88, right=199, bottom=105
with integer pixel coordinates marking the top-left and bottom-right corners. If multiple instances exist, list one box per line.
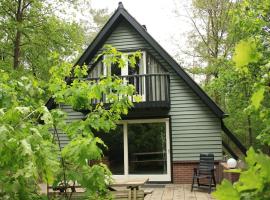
left=48, top=178, right=150, bottom=199
left=48, top=188, right=146, bottom=200
left=111, top=189, right=144, bottom=200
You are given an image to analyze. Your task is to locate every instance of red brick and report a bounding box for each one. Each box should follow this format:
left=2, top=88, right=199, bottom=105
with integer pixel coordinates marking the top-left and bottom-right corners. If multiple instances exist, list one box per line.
left=172, top=161, right=222, bottom=184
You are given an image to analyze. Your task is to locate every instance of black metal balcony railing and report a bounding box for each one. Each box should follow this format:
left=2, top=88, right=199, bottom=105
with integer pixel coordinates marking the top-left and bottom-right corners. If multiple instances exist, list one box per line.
left=88, top=73, right=170, bottom=108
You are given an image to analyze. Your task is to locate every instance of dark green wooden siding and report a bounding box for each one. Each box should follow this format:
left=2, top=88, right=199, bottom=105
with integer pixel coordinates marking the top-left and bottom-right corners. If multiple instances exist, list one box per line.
left=61, top=19, right=222, bottom=161
left=104, top=20, right=222, bottom=161
left=57, top=105, right=85, bottom=149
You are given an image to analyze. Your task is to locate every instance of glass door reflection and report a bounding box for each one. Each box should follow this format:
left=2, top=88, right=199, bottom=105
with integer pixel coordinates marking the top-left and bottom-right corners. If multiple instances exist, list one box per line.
left=96, top=125, right=124, bottom=175
left=127, top=122, right=167, bottom=174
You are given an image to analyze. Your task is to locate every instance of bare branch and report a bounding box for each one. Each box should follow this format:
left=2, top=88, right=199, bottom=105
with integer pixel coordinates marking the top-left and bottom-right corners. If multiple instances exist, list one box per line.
left=180, top=49, right=204, bottom=58
left=22, top=1, right=32, bottom=12
left=185, top=7, right=216, bottom=56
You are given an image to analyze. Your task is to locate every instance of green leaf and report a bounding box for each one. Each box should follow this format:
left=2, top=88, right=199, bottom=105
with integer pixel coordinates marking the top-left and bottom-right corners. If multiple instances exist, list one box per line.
left=213, top=179, right=240, bottom=200
left=15, top=107, right=31, bottom=114
left=233, top=38, right=262, bottom=71
left=133, top=95, right=142, bottom=103
left=251, top=86, right=265, bottom=110
left=236, top=168, right=263, bottom=192
left=0, top=108, right=5, bottom=116
left=30, top=128, right=42, bottom=138
left=21, top=139, right=33, bottom=156
left=40, top=106, right=53, bottom=124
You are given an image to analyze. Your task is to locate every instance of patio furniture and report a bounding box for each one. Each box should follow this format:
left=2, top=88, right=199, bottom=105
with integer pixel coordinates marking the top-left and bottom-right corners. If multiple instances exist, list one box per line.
left=110, top=178, right=149, bottom=200
left=47, top=178, right=149, bottom=199
left=191, top=153, right=216, bottom=193
left=111, top=189, right=144, bottom=200
left=47, top=181, right=86, bottom=199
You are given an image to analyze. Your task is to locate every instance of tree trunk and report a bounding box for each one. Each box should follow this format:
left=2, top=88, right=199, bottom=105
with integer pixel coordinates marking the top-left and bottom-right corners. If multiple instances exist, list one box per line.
left=247, top=115, right=252, bottom=146
left=13, top=30, right=21, bottom=69
left=13, top=0, right=23, bottom=69
left=205, top=13, right=211, bottom=85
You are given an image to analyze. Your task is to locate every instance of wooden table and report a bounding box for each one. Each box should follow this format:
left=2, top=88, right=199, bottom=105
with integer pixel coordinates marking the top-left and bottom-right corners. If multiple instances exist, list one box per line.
left=110, top=178, right=149, bottom=200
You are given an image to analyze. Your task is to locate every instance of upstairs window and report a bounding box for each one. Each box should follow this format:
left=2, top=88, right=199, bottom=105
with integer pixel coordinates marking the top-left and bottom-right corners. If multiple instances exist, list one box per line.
left=103, top=51, right=146, bottom=77
left=88, top=51, right=167, bottom=78
left=88, top=51, right=169, bottom=103
left=103, top=51, right=146, bottom=101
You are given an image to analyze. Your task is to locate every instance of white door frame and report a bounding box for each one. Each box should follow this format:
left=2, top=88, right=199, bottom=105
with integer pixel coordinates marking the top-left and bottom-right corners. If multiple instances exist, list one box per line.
left=113, top=118, right=171, bottom=182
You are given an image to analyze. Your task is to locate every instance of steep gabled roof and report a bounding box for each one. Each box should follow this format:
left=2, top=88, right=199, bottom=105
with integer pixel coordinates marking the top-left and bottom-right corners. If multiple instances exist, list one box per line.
left=74, top=2, right=225, bottom=118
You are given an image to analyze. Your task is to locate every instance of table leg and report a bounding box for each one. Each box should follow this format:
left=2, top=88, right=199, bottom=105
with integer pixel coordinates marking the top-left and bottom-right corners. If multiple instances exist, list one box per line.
left=128, top=189, right=131, bottom=200
left=133, top=188, right=136, bottom=200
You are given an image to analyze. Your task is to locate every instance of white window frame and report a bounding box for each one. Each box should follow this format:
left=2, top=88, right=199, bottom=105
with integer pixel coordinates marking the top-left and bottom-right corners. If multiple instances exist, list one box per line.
left=103, top=51, right=147, bottom=101
left=112, top=118, right=171, bottom=182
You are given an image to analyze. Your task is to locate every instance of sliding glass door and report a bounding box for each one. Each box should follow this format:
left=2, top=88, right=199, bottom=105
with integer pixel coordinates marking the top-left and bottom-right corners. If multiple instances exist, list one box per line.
left=97, top=125, right=124, bottom=175
left=128, top=123, right=167, bottom=175
left=98, top=119, right=171, bottom=182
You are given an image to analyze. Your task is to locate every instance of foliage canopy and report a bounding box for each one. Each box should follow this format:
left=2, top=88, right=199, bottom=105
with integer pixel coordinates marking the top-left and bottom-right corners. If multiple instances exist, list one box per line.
left=0, top=45, right=141, bottom=199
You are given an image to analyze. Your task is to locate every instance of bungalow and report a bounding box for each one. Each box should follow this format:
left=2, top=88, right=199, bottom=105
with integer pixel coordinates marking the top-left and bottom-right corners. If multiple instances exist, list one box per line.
left=46, top=2, right=246, bottom=184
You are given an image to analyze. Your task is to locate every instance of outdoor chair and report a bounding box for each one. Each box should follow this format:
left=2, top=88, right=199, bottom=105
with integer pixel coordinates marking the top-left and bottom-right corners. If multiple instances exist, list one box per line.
left=191, top=153, right=216, bottom=193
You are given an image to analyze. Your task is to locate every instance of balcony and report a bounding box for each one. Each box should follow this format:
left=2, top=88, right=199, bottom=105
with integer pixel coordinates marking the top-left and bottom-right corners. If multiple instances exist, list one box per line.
left=88, top=73, right=170, bottom=109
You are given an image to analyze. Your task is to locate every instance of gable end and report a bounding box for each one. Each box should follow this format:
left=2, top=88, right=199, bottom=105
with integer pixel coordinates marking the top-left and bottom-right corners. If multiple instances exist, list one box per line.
left=74, top=3, right=225, bottom=118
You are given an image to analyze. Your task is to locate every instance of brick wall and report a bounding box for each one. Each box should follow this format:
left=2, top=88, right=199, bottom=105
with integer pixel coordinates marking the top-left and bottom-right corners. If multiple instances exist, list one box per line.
left=172, top=161, right=222, bottom=184
left=220, top=162, right=240, bottom=183
left=222, top=171, right=240, bottom=183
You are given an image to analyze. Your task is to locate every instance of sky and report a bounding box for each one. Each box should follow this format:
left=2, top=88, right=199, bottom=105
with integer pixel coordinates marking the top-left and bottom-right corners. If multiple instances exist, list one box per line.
left=90, top=0, right=193, bottom=63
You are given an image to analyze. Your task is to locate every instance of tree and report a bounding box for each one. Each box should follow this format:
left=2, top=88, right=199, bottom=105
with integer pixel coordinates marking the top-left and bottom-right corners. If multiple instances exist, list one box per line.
left=213, top=0, right=270, bottom=199
left=179, top=0, right=235, bottom=85
left=0, top=0, right=109, bottom=80
left=178, top=0, right=266, bottom=148
left=0, top=45, right=141, bottom=199
left=48, top=46, right=142, bottom=199
left=0, top=70, right=59, bottom=199
left=222, top=0, right=270, bottom=148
